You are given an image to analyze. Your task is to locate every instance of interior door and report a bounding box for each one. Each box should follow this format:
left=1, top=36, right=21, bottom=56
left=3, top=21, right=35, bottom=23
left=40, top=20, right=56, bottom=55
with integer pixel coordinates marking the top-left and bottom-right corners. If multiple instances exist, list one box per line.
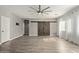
left=38, top=22, right=50, bottom=36
left=43, top=22, right=50, bottom=36
left=1, top=16, right=10, bottom=43
left=38, top=22, right=44, bottom=36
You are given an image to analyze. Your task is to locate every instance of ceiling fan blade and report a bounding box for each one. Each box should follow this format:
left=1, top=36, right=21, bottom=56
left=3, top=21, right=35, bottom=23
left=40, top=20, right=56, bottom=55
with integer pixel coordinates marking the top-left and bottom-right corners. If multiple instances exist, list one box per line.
left=44, top=11, right=52, bottom=12
left=30, top=12, right=38, bottom=16
left=28, top=10, right=36, bottom=12
left=42, top=7, right=50, bottom=12
left=30, top=7, right=38, bottom=11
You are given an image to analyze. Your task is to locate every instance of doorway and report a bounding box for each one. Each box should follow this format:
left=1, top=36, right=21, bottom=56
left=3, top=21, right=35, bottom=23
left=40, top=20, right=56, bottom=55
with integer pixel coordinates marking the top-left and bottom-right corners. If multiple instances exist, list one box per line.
left=38, top=22, right=50, bottom=36
left=24, top=20, right=29, bottom=35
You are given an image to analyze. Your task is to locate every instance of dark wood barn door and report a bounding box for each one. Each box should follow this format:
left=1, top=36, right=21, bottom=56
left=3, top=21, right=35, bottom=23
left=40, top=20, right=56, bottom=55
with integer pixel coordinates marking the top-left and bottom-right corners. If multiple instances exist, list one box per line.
left=38, top=22, right=50, bottom=36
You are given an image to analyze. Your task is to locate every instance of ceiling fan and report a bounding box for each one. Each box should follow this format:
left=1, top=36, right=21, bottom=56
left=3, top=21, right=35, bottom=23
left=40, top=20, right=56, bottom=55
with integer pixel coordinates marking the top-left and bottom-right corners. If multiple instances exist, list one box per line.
left=29, top=5, right=51, bottom=15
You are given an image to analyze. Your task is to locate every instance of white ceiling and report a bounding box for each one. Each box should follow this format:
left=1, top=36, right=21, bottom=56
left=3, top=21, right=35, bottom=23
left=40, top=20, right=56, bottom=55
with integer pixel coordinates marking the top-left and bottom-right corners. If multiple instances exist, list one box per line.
left=0, top=5, right=77, bottom=18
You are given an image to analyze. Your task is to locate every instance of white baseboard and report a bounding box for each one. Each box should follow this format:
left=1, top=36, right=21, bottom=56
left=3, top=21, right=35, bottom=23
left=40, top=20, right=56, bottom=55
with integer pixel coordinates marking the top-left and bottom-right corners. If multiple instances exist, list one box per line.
left=0, top=34, right=24, bottom=45
left=10, top=34, right=23, bottom=40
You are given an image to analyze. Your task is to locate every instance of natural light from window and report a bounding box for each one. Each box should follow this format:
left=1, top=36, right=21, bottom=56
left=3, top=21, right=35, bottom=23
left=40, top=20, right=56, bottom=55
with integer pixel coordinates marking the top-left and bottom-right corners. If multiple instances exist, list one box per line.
left=66, top=19, right=72, bottom=33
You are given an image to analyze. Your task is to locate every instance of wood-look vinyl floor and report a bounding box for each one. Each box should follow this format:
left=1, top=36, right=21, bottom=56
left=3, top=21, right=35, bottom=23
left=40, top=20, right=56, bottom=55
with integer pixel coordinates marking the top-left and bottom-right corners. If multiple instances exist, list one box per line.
left=0, top=36, right=79, bottom=53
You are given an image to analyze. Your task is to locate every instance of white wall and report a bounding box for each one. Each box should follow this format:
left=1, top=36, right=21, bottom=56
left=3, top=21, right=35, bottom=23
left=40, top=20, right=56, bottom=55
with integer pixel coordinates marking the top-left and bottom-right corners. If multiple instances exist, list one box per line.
left=0, top=7, right=24, bottom=42
left=28, top=19, right=57, bottom=36
left=29, top=20, right=57, bottom=36
left=50, top=23, right=57, bottom=36
left=10, top=15, right=24, bottom=40
left=58, top=6, right=79, bottom=45
left=29, top=21, right=38, bottom=36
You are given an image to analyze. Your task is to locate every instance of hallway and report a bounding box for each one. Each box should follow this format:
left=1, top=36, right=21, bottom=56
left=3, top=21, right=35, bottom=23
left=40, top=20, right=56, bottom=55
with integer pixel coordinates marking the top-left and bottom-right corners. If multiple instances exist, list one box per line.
left=0, top=36, right=79, bottom=53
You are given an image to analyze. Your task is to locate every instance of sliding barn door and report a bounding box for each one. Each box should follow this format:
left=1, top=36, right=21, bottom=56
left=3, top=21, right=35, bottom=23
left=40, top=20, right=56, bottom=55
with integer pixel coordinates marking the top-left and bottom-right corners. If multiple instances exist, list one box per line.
left=38, top=22, right=44, bottom=36
left=38, top=22, right=50, bottom=36
left=43, top=22, right=50, bottom=36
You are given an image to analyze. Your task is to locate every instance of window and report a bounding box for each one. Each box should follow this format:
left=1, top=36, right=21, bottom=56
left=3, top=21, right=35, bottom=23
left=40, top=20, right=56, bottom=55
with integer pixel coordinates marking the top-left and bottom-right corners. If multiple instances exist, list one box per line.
left=59, top=20, right=65, bottom=32
left=66, top=19, right=72, bottom=33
